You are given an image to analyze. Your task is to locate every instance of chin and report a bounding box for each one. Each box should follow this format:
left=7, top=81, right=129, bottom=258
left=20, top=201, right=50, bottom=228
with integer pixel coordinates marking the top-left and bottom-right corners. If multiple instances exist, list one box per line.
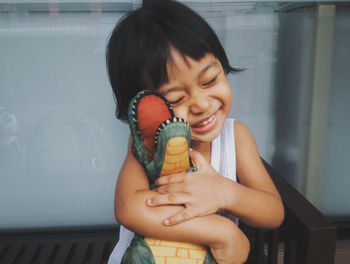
left=191, top=127, right=221, bottom=143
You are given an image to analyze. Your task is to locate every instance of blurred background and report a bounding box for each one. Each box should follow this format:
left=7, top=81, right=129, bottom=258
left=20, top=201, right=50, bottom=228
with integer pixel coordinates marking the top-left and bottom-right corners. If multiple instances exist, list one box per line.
left=0, top=0, right=349, bottom=233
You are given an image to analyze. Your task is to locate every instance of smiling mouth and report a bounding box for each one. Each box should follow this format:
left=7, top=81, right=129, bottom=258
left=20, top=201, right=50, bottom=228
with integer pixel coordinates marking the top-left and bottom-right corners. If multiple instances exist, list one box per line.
left=193, top=113, right=216, bottom=128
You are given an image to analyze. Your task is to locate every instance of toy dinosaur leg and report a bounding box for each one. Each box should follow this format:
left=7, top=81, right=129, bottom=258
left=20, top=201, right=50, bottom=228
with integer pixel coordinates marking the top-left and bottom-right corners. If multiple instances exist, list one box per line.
left=121, top=235, right=156, bottom=264
left=122, top=236, right=216, bottom=264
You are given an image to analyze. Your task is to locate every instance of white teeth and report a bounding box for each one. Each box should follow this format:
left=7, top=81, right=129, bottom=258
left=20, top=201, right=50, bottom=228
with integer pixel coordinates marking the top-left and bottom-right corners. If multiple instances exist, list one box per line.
left=196, top=114, right=215, bottom=127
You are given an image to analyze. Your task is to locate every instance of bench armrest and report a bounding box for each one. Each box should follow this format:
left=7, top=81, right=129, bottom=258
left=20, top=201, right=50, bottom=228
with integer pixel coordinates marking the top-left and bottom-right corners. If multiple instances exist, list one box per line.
left=241, top=159, right=337, bottom=264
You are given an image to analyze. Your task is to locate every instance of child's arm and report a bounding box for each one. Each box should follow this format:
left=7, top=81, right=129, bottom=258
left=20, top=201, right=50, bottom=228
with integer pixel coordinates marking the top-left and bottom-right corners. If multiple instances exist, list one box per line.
left=115, top=136, right=250, bottom=263
left=224, top=121, right=285, bottom=228
left=147, top=121, right=284, bottom=229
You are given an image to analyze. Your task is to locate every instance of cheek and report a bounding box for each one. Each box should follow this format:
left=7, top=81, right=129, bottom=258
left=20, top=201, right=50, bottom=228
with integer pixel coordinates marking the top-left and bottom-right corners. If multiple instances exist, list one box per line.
left=223, top=83, right=233, bottom=107
left=226, top=90, right=233, bottom=107
left=217, top=83, right=232, bottom=107
left=173, top=107, right=188, bottom=121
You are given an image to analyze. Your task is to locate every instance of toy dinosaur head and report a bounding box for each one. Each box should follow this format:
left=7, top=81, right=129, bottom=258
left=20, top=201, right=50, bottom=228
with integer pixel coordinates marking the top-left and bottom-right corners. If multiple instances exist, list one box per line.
left=134, top=93, right=172, bottom=159
left=129, top=90, right=190, bottom=158
left=128, top=90, right=192, bottom=186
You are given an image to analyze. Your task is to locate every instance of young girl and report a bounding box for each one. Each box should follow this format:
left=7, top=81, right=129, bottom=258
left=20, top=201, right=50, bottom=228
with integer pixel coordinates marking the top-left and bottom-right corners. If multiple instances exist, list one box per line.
left=106, top=1, right=284, bottom=263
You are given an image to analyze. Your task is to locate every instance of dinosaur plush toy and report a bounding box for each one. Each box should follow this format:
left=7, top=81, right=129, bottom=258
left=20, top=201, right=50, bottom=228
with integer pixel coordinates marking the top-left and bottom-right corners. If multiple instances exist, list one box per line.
left=122, top=90, right=216, bottom=264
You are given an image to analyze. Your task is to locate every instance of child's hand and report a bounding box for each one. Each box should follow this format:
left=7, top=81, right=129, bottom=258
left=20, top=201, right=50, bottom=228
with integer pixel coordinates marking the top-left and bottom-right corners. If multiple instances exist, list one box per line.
left=147, top=149, right=230, bottom=226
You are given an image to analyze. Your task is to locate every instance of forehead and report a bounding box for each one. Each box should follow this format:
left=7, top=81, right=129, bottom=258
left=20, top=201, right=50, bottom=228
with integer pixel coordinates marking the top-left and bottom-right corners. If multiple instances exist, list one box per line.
left=166, top=48, right=220, bottom=80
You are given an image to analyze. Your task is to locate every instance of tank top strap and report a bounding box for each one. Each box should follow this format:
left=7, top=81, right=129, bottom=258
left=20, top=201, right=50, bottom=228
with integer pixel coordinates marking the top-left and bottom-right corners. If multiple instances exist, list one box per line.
left=211, top=118, right=236, bottom=182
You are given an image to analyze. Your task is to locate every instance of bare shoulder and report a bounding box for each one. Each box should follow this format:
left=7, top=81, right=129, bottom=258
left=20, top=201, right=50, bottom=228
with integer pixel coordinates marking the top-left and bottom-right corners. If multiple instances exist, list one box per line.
left=233, top=121, right=259, bottom=165
left=233, top=120, right=257, bottom=151
left=233, top=121, right=278, bottom=195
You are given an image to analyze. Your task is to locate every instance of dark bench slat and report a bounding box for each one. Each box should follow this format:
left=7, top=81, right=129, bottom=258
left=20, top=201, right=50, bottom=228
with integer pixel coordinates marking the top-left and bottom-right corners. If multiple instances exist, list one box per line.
left=0, top=229, right=118, bottom=264
left=11, top=245, right=27, bottom=263
left=36, top=243, right=55, bottom=264
left=267, top=229, right=279, bottom=264
left=29, top=244, right=46, bottom=264
left=102, top=241, right=116, bottom=264
left=89, top=239, right=107, bottom=264
left=16, top=243, right=40, bottom=264
left=70, top=241, right=89, bottom=264
left=284, top=236, right=297, bottom=264
left=0, top=245, right=10, bottom=263
left=46, top=243, right=61, bottom=263
left=52, top=242, right=74, bottom=264
left=0, top=244, right=23, bottom=264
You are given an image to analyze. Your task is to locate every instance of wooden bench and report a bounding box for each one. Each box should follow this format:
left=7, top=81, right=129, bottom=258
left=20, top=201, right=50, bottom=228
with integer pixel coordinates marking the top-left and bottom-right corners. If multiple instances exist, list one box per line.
left=0, top=227, right=118, bottom=264
left=0, top=160, right=337, bottom=264
left=243, top=160, right=337, bottom=264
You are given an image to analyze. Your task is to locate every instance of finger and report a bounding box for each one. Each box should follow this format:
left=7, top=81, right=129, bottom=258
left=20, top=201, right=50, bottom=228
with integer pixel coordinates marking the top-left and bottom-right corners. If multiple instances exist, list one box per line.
left=164, top=207, right=197, bottom=226
left=146, top=193, right=190, bottom=206
left=156, top=183, right=183, bottom=194
left=155, top=173, right=184, bottom=186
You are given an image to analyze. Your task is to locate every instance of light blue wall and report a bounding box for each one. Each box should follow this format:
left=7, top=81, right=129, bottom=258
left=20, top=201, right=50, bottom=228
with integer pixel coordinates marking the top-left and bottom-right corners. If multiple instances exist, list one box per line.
left=0, top=2, right=349, bottom=230
left=321, top=8, right=350, bottom=217
left=270, top=5, right=350, bottom=217
left=0, top=3, right=280, bottom=229
left=0, top=12, right=129, bottom=229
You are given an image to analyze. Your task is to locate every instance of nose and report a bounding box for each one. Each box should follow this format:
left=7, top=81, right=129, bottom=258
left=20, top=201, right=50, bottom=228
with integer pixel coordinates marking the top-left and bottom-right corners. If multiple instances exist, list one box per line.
left=189, top=92, right=210, bottom=115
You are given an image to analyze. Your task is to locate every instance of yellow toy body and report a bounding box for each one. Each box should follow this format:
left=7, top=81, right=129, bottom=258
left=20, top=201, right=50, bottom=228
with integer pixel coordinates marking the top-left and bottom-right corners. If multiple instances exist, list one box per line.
left=145, top=137, right=207, bottom=264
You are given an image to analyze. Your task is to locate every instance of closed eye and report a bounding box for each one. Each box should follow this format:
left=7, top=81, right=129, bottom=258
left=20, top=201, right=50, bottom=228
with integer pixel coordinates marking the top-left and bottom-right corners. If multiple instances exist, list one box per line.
left=203, top=76, right=217, bottom=87
left=169, top=97, right=184, bottom=106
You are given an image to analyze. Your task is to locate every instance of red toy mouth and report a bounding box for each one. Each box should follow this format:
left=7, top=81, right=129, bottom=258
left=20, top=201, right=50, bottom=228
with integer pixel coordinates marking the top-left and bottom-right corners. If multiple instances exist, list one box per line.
left=136, top=94, right=172, bottom=160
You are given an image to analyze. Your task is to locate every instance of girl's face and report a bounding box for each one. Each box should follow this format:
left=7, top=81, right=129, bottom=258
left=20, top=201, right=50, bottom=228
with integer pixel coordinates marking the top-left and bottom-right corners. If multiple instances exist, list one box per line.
left=158, top=49, right=233, bottom=144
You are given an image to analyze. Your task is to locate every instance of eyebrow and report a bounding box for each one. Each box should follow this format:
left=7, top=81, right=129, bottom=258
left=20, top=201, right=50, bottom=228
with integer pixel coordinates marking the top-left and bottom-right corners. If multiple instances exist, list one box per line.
left=161, top=60, right=220, bottom=95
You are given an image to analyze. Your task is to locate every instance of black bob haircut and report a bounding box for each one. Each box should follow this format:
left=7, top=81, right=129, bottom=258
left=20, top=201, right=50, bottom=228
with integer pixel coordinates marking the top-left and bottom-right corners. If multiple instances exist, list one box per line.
left=106, top=0, right=240, bottom=121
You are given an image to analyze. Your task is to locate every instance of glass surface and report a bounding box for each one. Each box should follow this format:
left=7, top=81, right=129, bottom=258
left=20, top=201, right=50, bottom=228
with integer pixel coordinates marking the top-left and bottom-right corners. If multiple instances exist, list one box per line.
left=0, top=1, right=349, bottom=229
left=321, top=7, right=350, bottom=218
left=0, top=10, right=129, bottom=229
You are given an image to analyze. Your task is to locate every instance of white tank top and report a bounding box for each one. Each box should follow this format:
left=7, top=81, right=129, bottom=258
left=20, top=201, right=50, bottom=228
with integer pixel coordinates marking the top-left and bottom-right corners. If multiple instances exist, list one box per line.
left=108, top=119, right=237, bottom=264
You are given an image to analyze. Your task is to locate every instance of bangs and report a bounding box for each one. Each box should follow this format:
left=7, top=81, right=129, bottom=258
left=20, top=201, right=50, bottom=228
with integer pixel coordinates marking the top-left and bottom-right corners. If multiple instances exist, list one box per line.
left=142, top=39, right=209, bottom=92
left=141, top=1, right=236, bottom=90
